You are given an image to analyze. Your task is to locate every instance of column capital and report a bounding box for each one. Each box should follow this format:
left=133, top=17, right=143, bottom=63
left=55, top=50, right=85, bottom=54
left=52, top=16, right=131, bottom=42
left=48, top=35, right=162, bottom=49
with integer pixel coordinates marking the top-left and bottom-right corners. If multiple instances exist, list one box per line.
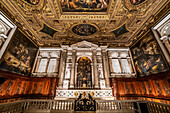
left=61, top=45, right=69, bottom=50
left=160, top=36, right=168, bottom=40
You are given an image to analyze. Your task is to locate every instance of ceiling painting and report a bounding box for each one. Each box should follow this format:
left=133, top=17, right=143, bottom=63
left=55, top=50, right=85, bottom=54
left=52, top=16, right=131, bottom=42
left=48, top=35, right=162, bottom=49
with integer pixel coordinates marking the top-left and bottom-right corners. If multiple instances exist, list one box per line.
left=0, top=0, right=169, bottom=46
left=112, top=24, right=129, bottom=38
left=60, top=0, right=110, bottom=12
left=130, top=0, right=145, bottom=5
left=72, top=24, right=97, bottom=36
left=40, top=24, right=58, bottom=37
left=25, top=0, right=40, bottom=5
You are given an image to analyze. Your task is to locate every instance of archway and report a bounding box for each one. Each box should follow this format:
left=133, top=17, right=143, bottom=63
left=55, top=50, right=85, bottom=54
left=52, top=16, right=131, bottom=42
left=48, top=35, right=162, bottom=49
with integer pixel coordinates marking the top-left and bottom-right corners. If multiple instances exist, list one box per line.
left=76, top=57, right=92, bottom=88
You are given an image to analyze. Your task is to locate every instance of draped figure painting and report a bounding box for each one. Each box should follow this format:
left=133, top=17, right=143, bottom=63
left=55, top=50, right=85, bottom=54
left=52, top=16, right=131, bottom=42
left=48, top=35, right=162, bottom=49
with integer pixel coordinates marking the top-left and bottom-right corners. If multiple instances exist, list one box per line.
left=60, top=0, right=109, bottom=12
left=131, top=32, right=168, bottom=76
left=0, top=30, right=38, bottom=76
left=130, top=0, right=145, bottom=5
left=77, top=57, right=92, bottom=88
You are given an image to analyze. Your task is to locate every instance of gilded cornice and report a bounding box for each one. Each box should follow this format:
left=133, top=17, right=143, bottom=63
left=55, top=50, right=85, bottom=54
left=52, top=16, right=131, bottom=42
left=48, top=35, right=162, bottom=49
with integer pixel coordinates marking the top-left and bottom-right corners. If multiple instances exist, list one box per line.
left=0, top=0, right=169, bottom=47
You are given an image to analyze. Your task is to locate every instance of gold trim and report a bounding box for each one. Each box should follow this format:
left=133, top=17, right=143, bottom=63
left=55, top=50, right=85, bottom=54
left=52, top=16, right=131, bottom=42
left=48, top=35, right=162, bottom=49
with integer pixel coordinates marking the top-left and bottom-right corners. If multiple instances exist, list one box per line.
left=130, top=30, right=150, bottom=48
left=124, top=0, right=152, bottom=11
left=58, top=0, right=112, bottom=15
left=17, top=0, right=45, bottom=10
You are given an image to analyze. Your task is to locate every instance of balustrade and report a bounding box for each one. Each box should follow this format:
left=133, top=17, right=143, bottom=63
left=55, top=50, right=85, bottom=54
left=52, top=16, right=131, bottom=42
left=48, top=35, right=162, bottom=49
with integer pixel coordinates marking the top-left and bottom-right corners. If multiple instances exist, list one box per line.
left=147, top=101, right=170, bottom=113
left=0, top=99, right=169, bottom=113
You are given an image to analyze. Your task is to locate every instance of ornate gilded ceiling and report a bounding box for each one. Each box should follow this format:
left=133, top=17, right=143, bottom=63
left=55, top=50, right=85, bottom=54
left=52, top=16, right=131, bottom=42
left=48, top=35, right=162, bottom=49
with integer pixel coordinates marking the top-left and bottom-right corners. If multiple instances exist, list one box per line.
left=0, top=0, right=169, bottom=47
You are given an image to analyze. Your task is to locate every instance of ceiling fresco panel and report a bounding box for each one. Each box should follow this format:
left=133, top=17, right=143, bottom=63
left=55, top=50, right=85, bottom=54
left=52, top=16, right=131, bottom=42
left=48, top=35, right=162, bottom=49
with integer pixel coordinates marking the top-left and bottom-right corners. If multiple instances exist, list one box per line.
left=60, top=0, right=110, bottom=12
left=0, top=0, right=169, bottom=46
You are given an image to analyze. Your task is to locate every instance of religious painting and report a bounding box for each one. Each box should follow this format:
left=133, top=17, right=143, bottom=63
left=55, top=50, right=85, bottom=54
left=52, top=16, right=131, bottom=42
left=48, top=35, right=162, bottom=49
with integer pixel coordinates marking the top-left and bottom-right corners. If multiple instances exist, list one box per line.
left=60, top=0, right=110, bottom=12
left=25, top=0, right=40, bottom=5
left=0, top=30, right=38, bottom=76
left=72, top=24, right=97, bottom=36
left=131, top=32, right=168, bottom=77
left=130, top=0, right=145, bottom=5
left=77, top=57, right=92, bottom=88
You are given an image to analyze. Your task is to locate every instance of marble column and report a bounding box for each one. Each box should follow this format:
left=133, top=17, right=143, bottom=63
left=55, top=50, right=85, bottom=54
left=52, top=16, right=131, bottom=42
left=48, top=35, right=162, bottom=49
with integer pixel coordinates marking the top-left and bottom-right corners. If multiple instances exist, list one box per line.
left=162, top=37, right=170, bottom=54
left=102, top=49, right=110, bottom=88
left=58, top=49, right=67, bottom=88
left=92, top=49, right=99, bottom=88
left=152, top=28, right=170, bottom=64
left=70, top=49, right=76, bottom=88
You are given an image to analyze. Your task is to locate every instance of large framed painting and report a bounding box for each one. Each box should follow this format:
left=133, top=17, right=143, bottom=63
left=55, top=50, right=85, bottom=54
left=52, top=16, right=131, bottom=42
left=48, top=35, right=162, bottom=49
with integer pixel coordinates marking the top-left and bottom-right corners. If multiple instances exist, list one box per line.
left=0, top=30, right=38, bottom=76
left=60, top=0, right=110, bottom=12
left=131, top=31, right=169, bottom=77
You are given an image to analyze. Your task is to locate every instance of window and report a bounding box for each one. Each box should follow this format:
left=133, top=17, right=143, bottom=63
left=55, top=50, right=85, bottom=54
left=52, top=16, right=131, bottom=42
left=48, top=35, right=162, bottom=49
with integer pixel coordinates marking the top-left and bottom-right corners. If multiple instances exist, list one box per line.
left=112, top=59, right=121, bottom=73
left=37, top=59, right=48, bottom=73
left=47, top=59, right=56, bottom=73
left=121, top=59, right=131, bottom=74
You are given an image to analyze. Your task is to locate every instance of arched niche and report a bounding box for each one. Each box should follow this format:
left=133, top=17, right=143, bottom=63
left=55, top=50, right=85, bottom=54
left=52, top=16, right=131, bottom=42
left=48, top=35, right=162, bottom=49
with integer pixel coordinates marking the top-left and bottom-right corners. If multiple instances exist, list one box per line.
left=76, top=57, right=92, bottom=88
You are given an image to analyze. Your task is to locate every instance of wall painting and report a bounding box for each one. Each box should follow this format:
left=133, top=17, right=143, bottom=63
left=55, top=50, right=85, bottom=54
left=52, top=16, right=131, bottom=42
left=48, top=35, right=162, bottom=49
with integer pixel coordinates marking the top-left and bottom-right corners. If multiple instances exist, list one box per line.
left=0, top=30, right=38, bottom=76
left=131, top=31, right=168, bottom=77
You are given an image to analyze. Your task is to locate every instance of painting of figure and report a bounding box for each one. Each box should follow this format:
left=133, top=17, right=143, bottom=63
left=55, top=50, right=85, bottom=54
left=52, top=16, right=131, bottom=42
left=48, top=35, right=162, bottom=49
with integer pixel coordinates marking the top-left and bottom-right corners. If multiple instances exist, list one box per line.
left=0, top=30, right=38, bottom=76
left=60, top=0, right=109, bottom=12
left=131, top=32, right=168, bottom=77
left=130, top=0, right=145, bottom=5
left=72, top=24, right=97, bottom=36
left=25, top=0, right=40, bottom=5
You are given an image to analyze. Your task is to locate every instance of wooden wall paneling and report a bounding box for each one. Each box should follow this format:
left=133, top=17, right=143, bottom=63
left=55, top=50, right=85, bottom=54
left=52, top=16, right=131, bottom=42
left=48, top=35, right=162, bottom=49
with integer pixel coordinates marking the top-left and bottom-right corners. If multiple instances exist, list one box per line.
left=127, top=82, right=132, bottom=94
left=149, top=80, right=156, bottom=96
left=0, top=79, right=9, bottom=95
left=158, top=80, right=166, bottom=96
left=117, top=81, right=120, bottom=95
left=35, top=82, right=40, bottom=94
left=46, top=80, right=51, bottom=95
left=20, top=81, right=25, bottom=94
left=15, top=81, right=22, bottom=94
left=161, top=79, right=170, bottom=96
left=125, top=82, right=130, bottom=94
left=131, top=82, right=136, bottom=94
left=24, top=81, right=29, bottom=94
left=145, top=81, right=152, bottom=95
left=29, top=81, right=34, bottom=94
left=136, top=81, right=141, bottom=95
left=5, top=80, right=14, bottom=95
left=38, top=82, right=42, bottom=94
left=154, top=80, right=162, bottom=96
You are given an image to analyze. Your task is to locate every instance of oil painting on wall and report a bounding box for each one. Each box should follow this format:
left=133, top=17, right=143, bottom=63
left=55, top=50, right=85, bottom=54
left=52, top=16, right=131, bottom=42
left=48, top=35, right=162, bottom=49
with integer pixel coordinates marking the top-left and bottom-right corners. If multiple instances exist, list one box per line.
left=0, top=30, right=38, bottom=76
left=131, top=32, right=168, bottom=77
left=60, top=0, right=109, bottom=12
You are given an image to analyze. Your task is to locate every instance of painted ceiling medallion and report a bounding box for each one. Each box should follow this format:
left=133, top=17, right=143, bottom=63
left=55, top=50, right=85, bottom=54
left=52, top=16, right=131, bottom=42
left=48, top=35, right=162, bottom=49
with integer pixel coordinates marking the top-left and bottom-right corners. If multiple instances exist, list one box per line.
left=130, top=0, right=145, bottom=5
left=25, top=0, right=40, bottom=5
left=60, top=0, right=110, bottom=12
left=72, top=24, right=97, bottom=36
left=124, top=0, right=152, bottom=10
